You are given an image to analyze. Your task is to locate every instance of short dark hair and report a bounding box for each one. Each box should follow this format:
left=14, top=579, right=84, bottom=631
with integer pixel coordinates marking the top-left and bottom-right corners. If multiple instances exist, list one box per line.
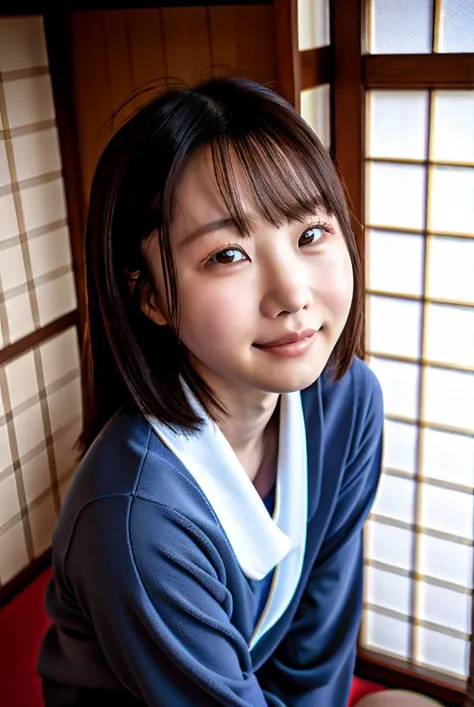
left=80, top=76, right=362, bottom=452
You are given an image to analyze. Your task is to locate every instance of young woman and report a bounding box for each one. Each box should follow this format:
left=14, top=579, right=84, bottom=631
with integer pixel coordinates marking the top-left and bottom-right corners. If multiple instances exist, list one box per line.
left=38, top=76, right=384, bottom=706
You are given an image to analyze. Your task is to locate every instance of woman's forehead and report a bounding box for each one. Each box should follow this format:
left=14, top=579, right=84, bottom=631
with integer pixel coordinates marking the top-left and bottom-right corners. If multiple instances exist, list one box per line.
left=172, top=147, right=251, bottom=225
left=169, top=138, right=334, bottom=241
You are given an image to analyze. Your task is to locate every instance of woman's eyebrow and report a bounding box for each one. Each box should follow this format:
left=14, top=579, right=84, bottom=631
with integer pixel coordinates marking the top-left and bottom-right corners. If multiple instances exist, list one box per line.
left=178, top=215, right=253, bottom=248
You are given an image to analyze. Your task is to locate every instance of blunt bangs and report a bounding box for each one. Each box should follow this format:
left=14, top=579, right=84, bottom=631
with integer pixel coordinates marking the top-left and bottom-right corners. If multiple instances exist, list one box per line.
left=80, top=76, right=362, bottom=451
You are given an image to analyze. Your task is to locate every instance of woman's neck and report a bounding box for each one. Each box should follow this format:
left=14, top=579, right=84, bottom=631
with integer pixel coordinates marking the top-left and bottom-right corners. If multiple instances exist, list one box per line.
left=190, top=359, right=280, bottom=483
left=219, top=394, right=279, bottom=482
left=200, top=379, right=279, bottom=483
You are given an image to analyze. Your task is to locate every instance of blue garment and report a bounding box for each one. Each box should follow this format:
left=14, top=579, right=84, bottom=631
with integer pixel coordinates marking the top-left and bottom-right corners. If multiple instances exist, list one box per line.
left=38, top=358, right=383, bottom=706
left=253, top=486, right=276, bottom=623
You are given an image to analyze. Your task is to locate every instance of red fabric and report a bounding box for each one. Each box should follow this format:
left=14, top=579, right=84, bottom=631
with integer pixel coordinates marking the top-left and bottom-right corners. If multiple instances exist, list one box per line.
left=0, top=566, right=386, bottom=706
left=348, top=676, right=387, bottom=705
left=0, top=567, right=52, bottom=707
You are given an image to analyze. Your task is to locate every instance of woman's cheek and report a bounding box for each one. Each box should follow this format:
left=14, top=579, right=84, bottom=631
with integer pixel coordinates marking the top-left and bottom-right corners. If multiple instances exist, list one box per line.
left=180, top=279, right=248, bottom=339
left=314, top=251, right=354, bottom=314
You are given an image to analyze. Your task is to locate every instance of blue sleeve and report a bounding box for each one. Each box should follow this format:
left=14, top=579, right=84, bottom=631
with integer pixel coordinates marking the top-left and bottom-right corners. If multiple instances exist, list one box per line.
left=257, top=370, right=384, bottom=706
left=67, top=494, right=282, bottom=706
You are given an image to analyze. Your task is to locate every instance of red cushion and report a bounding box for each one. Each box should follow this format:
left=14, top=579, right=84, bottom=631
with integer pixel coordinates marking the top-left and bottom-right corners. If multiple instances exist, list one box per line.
left=0, top=567, right=53, bottom=707
left=348, top=676, right=387, bottom=706
left=0, top=566, right=386, bottom=706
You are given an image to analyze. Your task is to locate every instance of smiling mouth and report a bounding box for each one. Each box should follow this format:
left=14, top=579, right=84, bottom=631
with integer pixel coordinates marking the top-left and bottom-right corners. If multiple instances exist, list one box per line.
left=254, top=329, right=318, bottom=349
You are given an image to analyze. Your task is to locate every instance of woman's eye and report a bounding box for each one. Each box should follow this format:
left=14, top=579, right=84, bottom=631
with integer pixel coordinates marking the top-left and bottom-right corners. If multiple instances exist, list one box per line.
left=207, top=248, right=247, bottom=265
left=298, top=225, right=327, bottom=247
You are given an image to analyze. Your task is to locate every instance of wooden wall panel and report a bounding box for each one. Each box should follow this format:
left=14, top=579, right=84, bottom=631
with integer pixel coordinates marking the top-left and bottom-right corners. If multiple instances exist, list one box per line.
left=232, top=6, right=275, bottom=85
left=125, top=9, right=167, bottom=90
left=101, top=10, right=134, bottom=117
left=69, top=6, right=277, bottom=205
left=208, top=7, right=239, bottom=75
left=161, top=7, right=212, bottom=85
left=208, top=5, right=275, bottom=84
left=70, top=11, right=112, bottom=202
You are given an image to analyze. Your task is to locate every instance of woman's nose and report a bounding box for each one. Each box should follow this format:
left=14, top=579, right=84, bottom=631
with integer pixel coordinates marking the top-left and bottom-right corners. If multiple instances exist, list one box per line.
left=259, top=260, right=312, bottom=318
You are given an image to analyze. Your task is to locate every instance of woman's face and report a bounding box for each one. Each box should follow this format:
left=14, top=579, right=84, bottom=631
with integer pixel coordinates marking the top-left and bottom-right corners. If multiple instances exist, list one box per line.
left=143, top=147, right=354, bottom=398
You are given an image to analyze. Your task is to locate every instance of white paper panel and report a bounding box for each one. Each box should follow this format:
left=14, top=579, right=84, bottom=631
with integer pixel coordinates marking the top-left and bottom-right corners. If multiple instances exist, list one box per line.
left=298, top=0, right=329, bottom=50
left=300, top=84, right=330, bottom=149
left=369, top=0, right=433, bottom=53
left=418, top=534, right=473, bottom=588
left=3, top=75, right=55, bottom=129
left=417, top=627, right=469, bottom=678
left=28, top=227, right=73, bottom=280
left=0, top=423, right=13, bottom=475
left=418, top=582, right=471, bottom=633
left=424, top=367, right=474, bottom=430
left=365, top=611, right=410, bottom=658
left=425, top=303, right=474, bottom=368
left=367, top=91, right=428, bottom=159
left=372, top=474, right=416, bottom=525
left=367, top=520, right=414, bottom=572
left=47, top=377, right=82, bottom=435
left=369, top=357, right=419, bottom=419
left=438, top=0, right=474, bottom=53
left=432, top=91, right=474, bottom=163
left=366, top=162, right=426, bottom=230
left=421, top=483, right=473, bottom=539
left=0, top=243, right=27, bottom=291
left=0, top=16, right=47, bottom=72
left=21, top=449, right=51, bottom=504
left=40, top=327, right=80, bottom=388
left=11, top=127, right=61, bottom=182
left=367, top=230, right=424, bottom=296
left=422, top=428, right=474, bottom=488
left=0, top=521, right=29, bottom=584
left=20, top=178, right=68, bottom=232
left=13, top=403, right=45, bottom=458
left=427, top=236, right=474, bottom=304
left=36, top=272, right=77, bottom=327
left=367, top=567, right=412, bottom=615
left=429, top=167, right=474, bottom=236
left=0, top=474, right=20, bottom=527
left=0, top=193, right=19, bottom=242
left=5, top=350, right=38, bottom=409
left=0, top=139, right=9, bottom=187
left=368, top=295, right=422, bottom=358
left=383, top=420, right=418, bottom=475
left=4, top=292, right=34, bottom=345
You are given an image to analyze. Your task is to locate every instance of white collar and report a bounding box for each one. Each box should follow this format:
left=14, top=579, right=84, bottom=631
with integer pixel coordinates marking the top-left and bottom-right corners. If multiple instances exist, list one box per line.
left=148, top=386, right=308, bottom=647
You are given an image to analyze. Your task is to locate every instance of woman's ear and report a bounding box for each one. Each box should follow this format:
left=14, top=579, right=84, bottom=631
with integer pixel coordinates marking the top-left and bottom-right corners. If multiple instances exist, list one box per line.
left=140, top=283, right=168, bottom=326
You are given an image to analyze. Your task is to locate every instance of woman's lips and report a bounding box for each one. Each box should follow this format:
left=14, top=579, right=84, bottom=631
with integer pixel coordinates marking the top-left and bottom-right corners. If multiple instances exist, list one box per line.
left=253, top=329, right=318, bottom=357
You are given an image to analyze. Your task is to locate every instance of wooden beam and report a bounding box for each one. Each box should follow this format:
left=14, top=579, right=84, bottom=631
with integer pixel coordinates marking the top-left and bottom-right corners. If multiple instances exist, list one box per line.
left=274, top=0, right=300, bottom=110
left=364, top=53, right=474, bottom=89
left=331, top=0, right=365, bottom=252
left=356, top=650, right=465, bottom=707
left=300, top=46, right=332, bottom=90
left=1, top=1, right=273, bottom=12
left=0, top=312, right=79, bottom=367
left=42, top=12, right=87, bottom=345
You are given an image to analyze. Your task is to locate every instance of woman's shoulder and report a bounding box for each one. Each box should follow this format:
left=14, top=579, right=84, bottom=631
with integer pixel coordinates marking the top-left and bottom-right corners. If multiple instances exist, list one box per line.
left=53, top=407, right=219, bottom=562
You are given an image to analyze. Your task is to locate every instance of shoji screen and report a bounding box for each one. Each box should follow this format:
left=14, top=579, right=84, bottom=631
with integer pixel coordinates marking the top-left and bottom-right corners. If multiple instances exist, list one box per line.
left=0, top=16, right=81, bottom=588
left=361, top=0, right=474, bottom=685
left=298, top=0, right=331, bottom=149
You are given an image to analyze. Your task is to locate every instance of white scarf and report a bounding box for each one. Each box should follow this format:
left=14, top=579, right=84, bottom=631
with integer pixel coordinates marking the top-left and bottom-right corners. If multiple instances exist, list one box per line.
left=148, top=386, right=308, bottom=648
